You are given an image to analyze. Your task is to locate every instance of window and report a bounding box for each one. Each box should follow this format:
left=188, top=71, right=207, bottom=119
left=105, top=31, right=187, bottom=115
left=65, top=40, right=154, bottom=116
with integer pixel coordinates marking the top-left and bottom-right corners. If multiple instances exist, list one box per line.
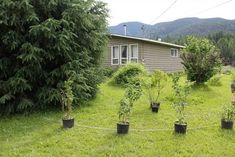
left=111, top=46, right=119, bottom=65
left=129, top=44, right=138, bottom=63
left=110, top=44, right=138, bottom=65
left=120, top=45, right=128, bottom=64
left=171, top=48, right=179, bottom=57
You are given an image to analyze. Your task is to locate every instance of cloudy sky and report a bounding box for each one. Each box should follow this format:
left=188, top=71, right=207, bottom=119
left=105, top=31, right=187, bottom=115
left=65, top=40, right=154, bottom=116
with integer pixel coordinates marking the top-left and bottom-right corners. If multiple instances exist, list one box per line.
left=100, top=0, right=235, bottom=26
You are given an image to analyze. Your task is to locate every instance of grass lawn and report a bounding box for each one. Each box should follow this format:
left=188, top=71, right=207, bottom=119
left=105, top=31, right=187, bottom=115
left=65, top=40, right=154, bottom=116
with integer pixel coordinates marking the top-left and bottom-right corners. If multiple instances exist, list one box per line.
left=1, top=74, right=235, bottom=157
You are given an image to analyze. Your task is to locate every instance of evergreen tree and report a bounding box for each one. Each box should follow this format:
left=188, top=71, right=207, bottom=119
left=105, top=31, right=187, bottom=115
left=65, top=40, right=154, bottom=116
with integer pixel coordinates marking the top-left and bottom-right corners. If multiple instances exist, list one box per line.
left=208, top=31, right=235, bottom=65
left=0, top=0, right=108, bottom=115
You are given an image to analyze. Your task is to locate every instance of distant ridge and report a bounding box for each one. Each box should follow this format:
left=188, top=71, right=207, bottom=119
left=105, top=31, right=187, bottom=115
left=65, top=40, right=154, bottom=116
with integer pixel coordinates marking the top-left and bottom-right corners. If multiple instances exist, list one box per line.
left=109, top=17, right=235, bottom=39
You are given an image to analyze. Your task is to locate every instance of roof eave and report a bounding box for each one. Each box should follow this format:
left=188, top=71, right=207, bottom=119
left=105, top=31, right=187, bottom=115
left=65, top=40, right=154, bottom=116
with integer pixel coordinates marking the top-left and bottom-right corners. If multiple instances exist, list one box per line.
left=110, top=34, right=185, bottom=49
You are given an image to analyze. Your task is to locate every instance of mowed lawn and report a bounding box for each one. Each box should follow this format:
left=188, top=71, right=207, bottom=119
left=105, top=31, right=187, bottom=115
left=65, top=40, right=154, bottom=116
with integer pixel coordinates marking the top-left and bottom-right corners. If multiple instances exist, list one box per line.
left=1, top=73, right=235, bottom=157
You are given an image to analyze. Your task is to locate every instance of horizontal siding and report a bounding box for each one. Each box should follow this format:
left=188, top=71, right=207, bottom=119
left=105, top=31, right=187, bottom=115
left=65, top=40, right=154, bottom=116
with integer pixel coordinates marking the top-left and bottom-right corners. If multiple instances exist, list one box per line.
left=102, top=36, right=183, bottom=72
left=142, top=42, right=183, bottom=72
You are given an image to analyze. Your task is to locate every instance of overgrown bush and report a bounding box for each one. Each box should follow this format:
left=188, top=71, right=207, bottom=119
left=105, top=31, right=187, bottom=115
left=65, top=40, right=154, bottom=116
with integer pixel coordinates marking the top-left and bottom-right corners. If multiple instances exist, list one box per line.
left=0, top=0, right=108, bottom=115
left=207, top=75, right=222, bottom=86
left=100, top=67, right=117, bottom=78
left=181, top=36, right=222, bottom=84
left=221, top=66, right=232, bottom=75
left=112, top=63, right=147, bottom=85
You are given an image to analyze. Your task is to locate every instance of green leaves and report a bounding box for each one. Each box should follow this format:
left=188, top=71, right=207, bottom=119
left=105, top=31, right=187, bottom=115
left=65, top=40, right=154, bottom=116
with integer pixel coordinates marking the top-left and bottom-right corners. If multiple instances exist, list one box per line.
left=118, top=77, right=143, bottom=123
left=18, top=43, right=44, bottom=63
left=118, top=98, right=131, bottom=124
left=112, top=63, right=147, bottom=86
left=6, top=77, right=32, bottom=94
left=221, top=104, right=235, bottom=121
left=0, top=0, right=108, bottom=115
left=0, top=94, right=14, bottom=104
left=208, top=31, right=235, bottom=64
left=181, top=36, right=222, bottom=84
left=171, top=73, right=191, bottom=124
left=61, top=78, right=74, bottom=119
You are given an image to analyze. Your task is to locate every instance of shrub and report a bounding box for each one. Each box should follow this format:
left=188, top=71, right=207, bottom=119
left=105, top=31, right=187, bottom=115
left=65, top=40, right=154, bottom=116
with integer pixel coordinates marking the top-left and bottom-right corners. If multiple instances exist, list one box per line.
left=0, top=0, right=108, bottom=115
left=222, top=104, right=235, bottom=122
left=143, top=70, right=167, bottom=104
left=207, top=75, right=222, bottom=86
left=125, top=77, right=143, bottom=106
left=61, top=78, right=74, bottom=120
left=118, top=77, right=143, bottom=124
left=118, top=98, right=131, bottom=124
left=221, top=66, right=232, bottom=75
left=171, top=73, right=191, bottom=124
left=112, top=63, right=147, bottom=85
left=181, top=36, right=222, bottom=84
left=100, top=67, right=117, bottom=78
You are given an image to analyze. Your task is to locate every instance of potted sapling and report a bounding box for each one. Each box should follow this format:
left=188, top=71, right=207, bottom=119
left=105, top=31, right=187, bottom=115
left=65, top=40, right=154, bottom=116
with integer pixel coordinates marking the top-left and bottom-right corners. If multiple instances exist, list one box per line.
left=61, top=79, right=75, bottom=128
left=117, top=78, right=142, bottom=134
left=231, top=72, right=235, bottom=93
left=171, top=74, right=190, bottom=134
left=221, top=104, right=235, bottom=129
left=117, top=98, right=131, bottom=134
left=151, top=70, right=167, bottom=112
left=232, top=93, right=235, bottom=106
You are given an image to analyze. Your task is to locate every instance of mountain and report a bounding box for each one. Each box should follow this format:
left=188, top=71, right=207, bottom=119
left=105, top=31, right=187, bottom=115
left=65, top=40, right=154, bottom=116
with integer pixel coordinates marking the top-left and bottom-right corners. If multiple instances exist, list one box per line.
left=109, top=17, right=235, bottom=39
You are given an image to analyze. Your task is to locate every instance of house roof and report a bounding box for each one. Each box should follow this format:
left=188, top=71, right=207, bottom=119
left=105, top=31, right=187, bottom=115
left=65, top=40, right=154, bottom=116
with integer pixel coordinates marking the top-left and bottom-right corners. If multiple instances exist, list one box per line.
left=111, top=34, right=185, bottom=48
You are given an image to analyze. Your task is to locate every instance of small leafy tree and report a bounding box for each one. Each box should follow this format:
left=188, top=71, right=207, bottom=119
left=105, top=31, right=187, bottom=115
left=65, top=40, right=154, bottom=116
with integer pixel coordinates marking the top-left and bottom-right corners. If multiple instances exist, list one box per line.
left=61, top=78, right=74, bottom=120
left=118, top=98, right=131, bottom=124
left=125, top=77, right=142, bottom=107
left=144, top=70, right=167, bottom=104
left=118, top=77, right=142, bottom=124
left=171, top=73, right=190, bottom=124
left=222, top=104, right=235, bottom=122
left=181, top=36, right=222, bottom=84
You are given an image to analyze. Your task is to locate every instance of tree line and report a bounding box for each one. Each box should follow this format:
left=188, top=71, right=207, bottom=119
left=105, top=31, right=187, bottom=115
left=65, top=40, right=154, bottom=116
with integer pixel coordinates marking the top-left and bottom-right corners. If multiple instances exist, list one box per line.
left=164, top=31, right=235, bottom=65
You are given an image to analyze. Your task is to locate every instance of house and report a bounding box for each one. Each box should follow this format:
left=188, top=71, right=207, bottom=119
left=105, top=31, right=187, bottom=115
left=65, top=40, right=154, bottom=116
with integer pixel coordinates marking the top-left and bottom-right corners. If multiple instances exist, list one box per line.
left=103, top=34, right=185, bottom=72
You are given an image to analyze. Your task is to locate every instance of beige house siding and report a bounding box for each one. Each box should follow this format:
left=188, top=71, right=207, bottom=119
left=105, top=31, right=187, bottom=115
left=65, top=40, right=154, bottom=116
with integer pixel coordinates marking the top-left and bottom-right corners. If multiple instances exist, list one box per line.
left=141, top=42, right=183, bottom=72
left=102, top=36, right=183, bottom=72
left=103, top=36, right=143, bottom=68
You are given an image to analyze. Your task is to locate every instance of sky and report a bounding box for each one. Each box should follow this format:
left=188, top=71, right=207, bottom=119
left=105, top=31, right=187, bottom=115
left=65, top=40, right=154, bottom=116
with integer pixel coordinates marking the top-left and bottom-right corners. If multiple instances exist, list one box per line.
left=100, top=0, right=235, bottom=26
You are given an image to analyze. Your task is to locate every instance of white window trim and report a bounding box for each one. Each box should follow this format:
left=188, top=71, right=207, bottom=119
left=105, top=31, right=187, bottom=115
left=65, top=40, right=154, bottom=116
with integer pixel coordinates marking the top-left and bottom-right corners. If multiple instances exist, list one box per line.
left=129, top=44, right=139, bottom=63
left=111, top=45, right=120, bottom=65
left=120, top=45, right=129, bottom=65
left=171, top=48, right=179, bottom=57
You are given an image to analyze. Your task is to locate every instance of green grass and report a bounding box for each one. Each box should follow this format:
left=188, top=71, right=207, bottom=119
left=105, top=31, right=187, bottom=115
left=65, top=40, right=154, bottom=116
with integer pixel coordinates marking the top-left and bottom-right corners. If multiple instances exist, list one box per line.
left=1, top=74, right=235, bottom=157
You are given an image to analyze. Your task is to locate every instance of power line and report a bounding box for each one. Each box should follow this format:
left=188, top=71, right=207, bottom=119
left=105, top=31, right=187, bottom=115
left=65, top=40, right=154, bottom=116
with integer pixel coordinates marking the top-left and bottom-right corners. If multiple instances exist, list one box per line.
left=191, top=0, right=233, bottom=16
left=142, top=0, right=179, bottom=38
left=150, top=0, right=179, bottom=25
left=141, top=0, right=233, bottom=39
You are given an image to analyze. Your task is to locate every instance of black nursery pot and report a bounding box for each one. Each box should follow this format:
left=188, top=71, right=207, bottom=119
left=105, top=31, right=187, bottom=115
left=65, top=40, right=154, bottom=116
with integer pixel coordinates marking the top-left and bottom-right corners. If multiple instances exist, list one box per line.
left=221, top=119, right=233, bottom=129
left=63, top=118, right=74, bottom=128
left=174, top=122, right=187, bottom=134
left=151, top=102, right=160, bottom=113
left=231, top=81, right=235, bottom=93
left=232, top=101, right=235, bottom=106
left=117, top=122, right=129, bottom=134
